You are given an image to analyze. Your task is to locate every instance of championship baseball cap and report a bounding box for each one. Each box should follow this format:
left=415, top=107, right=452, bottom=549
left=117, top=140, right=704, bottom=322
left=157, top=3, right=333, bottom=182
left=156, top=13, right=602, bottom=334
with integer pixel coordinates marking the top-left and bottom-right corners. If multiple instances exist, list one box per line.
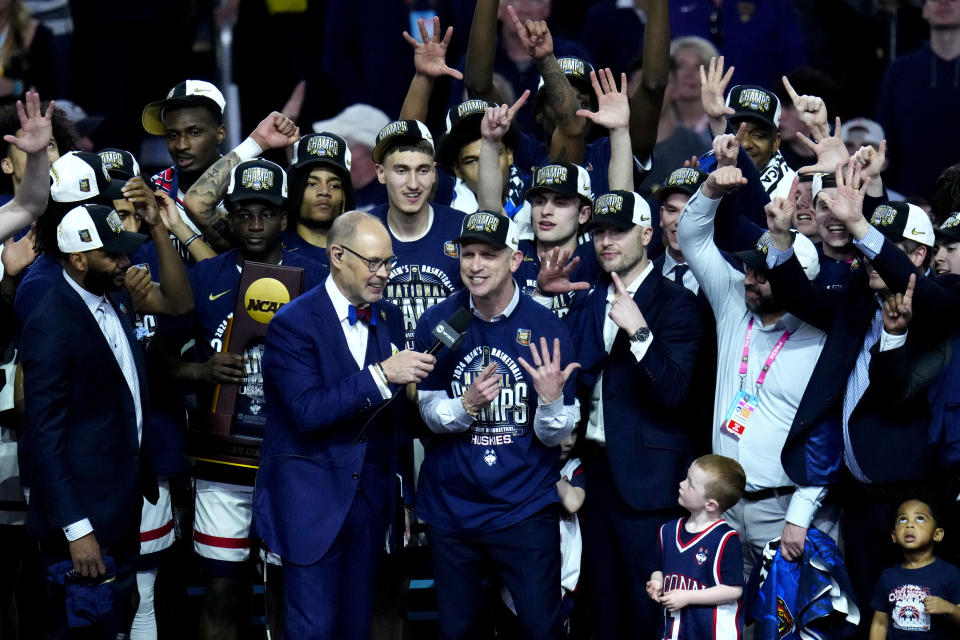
left=142, top=80, right=227, bottom=136
left=869, top=201, right=935, bottom=247
left=654, top=167, right=710, bottom=202
left=50, top=151, right=125, bottom=204
left=371, top=120, right=434, bottom=164
left=937, top=213, right=960, bottom=243
left=726, top=85, right=782, bottom=129
left=524, top=163, right=592, bottom=204
left=226, top=159, right=288, bottom=207
left=585, top=190, right=652, bottom=232
left=536, top=57, right=598, bottom=110
left=57, top=204, right=148, bottom=254
left=98, top=149, right=141, bottom=182
left=736, top=231, right=820, bottom=281
left=841, top=118, right=885, bottom=147
left=291, top=133, right=352, bottom=173
left=454, top=210, right=520, bottom=251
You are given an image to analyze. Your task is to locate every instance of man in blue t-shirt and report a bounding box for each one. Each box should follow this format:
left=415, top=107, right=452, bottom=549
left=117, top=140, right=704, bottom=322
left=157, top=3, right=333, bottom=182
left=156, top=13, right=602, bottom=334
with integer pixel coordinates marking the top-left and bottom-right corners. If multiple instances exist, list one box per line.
left=414, top=211, right=579, bottom=640
left=170, top=158, right=327, bottom=639
left=368, top=119, right=466, bottom=349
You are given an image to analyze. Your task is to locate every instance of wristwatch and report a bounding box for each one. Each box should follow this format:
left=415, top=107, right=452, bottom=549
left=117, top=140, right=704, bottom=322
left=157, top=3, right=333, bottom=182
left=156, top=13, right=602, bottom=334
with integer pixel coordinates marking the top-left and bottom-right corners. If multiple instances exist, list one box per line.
left=631, top=327, right=651, bottom=343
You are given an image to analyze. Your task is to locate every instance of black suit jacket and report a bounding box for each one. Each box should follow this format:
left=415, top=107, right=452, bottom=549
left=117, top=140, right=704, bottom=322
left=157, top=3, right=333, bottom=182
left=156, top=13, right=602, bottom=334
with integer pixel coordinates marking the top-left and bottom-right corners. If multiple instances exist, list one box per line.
left=769, top=242, right=946, bottom=486
left=19, top=275, right=151, bottom=544
left=568, top=268, right=702, bottom=511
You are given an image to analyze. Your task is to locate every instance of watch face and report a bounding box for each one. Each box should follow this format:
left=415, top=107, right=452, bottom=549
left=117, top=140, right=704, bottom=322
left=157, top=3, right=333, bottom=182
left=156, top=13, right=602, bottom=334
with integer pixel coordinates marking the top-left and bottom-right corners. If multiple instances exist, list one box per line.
left=633, top=327, right=651, bottom=342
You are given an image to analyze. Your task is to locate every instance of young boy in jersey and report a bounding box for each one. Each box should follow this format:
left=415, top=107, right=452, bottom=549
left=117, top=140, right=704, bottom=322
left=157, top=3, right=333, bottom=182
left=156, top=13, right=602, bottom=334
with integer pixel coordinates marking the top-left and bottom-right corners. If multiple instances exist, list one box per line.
left=869, top=499, right=960, bottom=639
left=647, top=454, right=746, bottom=639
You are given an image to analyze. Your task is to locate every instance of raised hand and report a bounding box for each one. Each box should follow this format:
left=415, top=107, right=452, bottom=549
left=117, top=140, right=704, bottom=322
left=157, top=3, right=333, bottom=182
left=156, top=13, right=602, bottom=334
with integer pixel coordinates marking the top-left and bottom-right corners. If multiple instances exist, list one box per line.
left=462, top=362, right=500, bottom=415
left=820, top=158, right=870, bottom=225
left=154, top=190, right=183, bottom=233
left=608, top=272, right=646, bottom=335
left=536, top=247, right=592, bottom=295
left=781, top=76, right=828, bottom=128
left=506, top=5, right=553, bottom=60
left=699, top=56, right=736, bottom=120
left=402, top=16, right=463, bottom=80
left=1, top=224, right=37, bottom=277
left=701, top=165, right=747, bottom=199
left=796, top=117, right=850, bottom=175
left=882, top=273, right=914, bottom=336
left=121, top=177, right=160, bottom=227
left=575, top=68, right=630, bottom=131
left=3, top=90, right=54, bottom=155
left=481, top=90, right=530, bottom=142
left=682, top=155, right=701, bottom=170
left=517, top=337, right=580, bottom=404
left=765, top=175, right=799, bottom=246
left=713, top=124, right=746, bottom=169
left=250, top=112, right=300, bottom=151
left=854, top=140, right=887, bottom=180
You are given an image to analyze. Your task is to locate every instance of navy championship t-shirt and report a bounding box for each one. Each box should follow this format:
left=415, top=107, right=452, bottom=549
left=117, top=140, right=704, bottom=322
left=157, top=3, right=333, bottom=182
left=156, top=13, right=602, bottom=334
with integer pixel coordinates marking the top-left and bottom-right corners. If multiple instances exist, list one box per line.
left=279, top=229, right=330, bottom=267
left=370, top=204, right=465, bottom=349
left=516, top=237, right=601, bottom=319
left=413, top=288, right=577, bottom=534
left=871, top=558, right=960, bottom=638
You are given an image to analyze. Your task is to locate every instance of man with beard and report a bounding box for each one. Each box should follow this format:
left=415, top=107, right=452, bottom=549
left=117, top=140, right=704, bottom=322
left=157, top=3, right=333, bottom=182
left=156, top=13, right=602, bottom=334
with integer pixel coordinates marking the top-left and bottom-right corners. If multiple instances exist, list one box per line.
left=280, top=132, right=355, bottom=265
left=19, top=204, right=159, bottom=638
left=676, top=140, right=840, bottom=579
left=173, top=158, right=327, bottom=640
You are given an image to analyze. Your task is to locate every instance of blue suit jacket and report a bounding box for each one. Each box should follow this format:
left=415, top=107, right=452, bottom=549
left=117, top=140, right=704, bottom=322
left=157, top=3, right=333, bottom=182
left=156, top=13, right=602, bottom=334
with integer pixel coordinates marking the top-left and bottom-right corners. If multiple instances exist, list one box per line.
left=254, top=279, right=406, bottom=566
left=567, top=269, right=702, bottom=511
left=19, top=275, right=150, bottom=545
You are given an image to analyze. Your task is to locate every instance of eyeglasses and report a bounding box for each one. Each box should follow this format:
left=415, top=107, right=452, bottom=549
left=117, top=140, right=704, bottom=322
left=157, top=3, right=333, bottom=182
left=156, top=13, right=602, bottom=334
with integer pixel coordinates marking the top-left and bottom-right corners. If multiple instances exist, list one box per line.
left=339, top=245, right=398, bottom=273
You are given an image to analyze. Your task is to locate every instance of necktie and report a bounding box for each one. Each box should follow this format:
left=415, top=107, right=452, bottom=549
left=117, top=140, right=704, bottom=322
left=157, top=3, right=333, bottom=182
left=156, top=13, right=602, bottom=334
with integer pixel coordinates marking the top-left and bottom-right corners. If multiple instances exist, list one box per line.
left=673, top=263, right=689, bottom=284
left=348, top=304, right=376, bottom=326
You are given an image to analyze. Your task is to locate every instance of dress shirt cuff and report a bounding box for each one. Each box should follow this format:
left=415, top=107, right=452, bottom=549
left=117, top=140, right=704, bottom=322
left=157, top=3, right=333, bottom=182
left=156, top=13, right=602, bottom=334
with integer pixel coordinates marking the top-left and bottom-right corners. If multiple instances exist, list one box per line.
left=63, top=518, right=93, bottom=542
left=784, top=485, right=826, bottom=529
left=852, top=225, right=884, bottom=260
left=533, top=397, right=579, bottom=447
left=367, top=365, right=393, bottom=400
left=629, top=332, right=654, bottom=362
left=765, top=243, right=794, bottom=270
left=531, top=292, right=554, bottom=309
left=879, top=329, right=908, bottom=352
left=419, top=389, right=475, bottom=434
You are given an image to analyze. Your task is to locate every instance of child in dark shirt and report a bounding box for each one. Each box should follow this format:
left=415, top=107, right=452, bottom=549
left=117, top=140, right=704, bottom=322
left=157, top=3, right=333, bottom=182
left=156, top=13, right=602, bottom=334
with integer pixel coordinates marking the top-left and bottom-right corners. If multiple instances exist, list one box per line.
left=870, top=499, right=960, bottom=639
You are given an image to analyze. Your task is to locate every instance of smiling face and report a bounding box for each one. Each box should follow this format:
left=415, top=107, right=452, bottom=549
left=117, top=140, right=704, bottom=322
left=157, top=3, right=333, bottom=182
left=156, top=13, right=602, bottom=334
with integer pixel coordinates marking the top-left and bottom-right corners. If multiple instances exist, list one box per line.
left=814, top=189, right=852, bottom=251
left=935, top=239, right=960, bottom=276
left=659, top=192, right=690, bottom=258
left=734, top=120, right=781, bottom=170
left=329, top=218, right=394, bottom=307
left=377, top=149, right=436, bottom=217
left=529, top=191, right=590, bottom=247
left=892, top=500, right=943, bottom=552
left=592, top=223, right=653, bottom=282
left=793, top=180, right=818, bottom=241
left=459, top=241, right=522, bottom=304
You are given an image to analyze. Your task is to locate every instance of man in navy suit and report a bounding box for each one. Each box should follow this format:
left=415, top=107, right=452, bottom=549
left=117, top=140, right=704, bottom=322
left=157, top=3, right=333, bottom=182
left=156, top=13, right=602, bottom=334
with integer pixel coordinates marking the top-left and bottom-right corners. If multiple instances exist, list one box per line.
left=549, top=189, right=702, bottom=638
left=254, top=210, right=435, bottom=639
left=19, top=203, right=188, bottom=638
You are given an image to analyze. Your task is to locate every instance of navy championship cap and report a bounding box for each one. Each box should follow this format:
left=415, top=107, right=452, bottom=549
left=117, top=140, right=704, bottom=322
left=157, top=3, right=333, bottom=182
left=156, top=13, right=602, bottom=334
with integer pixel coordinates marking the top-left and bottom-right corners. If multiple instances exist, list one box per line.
left=98, top=148, right=141, bottom=182
left=291, top=132, right=352, bottom=173
left=226, top=159, right=288, bottom=207
left=455, top=210, right=520, bottom=251
left=372, top=120, right=434, bottom=164
left=938, top=213, right=960, bottom=243
left=726, top=85, right=781, bottom=129
left=142, top=80, right=226, bottom=136
left=436, top=99, right=494, bottom=171
left=654, top=167, right=710, bottom=202
left=585, top=190, right=651, bottom=232
left=57, top=204, right=148, bottom=254
left=869, top=201, right=935, bottom=247
left=525, top=163, right=592, bottom=204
